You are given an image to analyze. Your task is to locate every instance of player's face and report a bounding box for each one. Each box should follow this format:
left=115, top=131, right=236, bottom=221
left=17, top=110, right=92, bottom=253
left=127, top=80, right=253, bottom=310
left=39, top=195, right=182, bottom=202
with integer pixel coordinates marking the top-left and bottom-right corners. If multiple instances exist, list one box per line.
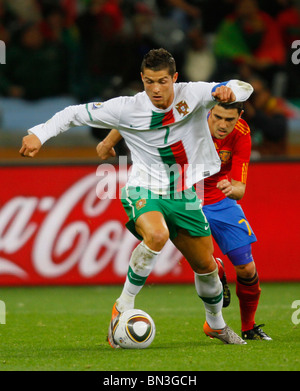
left=208, top=105, right=241, bottom=139
left=141, top=68, right=178, bottom=109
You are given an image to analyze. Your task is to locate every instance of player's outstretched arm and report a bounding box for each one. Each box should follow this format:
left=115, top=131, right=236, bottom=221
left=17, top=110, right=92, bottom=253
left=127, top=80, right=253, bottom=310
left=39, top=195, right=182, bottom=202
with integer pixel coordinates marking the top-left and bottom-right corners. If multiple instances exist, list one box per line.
left=19, top=134, right=42, bottom=158
left=96, top=129, right=122, bottom=160
left=211, top=80, right=253, bottom=104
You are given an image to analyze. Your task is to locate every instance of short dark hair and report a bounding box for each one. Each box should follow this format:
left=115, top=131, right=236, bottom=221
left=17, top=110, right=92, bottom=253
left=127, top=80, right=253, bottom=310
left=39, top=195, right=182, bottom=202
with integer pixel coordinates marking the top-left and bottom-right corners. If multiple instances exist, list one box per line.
left=141, top=48, right=176, bottom=76
left=214, top=102, right=244, bottom=115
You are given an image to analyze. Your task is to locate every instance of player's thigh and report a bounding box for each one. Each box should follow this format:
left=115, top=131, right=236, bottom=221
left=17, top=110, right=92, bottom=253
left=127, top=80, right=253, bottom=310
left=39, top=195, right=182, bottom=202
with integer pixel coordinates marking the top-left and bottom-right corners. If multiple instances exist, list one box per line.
left=135, top=211, right=170, bottom=251
left=172, top=229, right=215, bottom=274
left=203, top=199, right=256, bottom=255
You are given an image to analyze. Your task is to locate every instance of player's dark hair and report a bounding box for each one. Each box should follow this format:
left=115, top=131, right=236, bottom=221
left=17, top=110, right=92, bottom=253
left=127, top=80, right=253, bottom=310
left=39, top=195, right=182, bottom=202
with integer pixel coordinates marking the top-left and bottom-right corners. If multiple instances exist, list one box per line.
left=141, top=48, right=176, bottom=76
left=215, top=102, right=244, bottom=115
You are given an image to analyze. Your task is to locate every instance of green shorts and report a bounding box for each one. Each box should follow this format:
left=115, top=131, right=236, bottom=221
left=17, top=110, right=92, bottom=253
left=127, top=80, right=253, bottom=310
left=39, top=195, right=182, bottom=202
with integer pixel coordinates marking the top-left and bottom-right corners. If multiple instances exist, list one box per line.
left=121, top=186, right=211, bottom=241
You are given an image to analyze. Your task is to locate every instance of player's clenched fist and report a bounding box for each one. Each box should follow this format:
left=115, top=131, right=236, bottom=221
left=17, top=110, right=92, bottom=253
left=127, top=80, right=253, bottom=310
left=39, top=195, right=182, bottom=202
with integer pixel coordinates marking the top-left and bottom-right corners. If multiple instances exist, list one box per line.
left=216, top=179, right=233, bottom=197
left=96, top=141, right=117, bottom=160
left=212, top=86, right=236, bottom=103
left=19, top=134, right=42, bottom=158
left=96, top=129, right=122, bottom=160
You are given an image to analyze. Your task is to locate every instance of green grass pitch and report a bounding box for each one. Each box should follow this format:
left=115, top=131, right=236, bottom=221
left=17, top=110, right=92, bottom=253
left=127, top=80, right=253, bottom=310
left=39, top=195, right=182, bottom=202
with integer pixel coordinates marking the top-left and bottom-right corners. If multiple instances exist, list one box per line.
left=0, top=283, right=299, bottom=371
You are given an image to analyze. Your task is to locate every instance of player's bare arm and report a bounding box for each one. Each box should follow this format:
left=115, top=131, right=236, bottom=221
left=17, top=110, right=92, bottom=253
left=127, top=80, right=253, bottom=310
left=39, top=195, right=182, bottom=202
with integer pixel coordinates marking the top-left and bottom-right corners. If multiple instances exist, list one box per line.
left=19, top=134, right=42, bottom=158
left=212, top=86, right=236, bottom=103
left=216, top=178, right=246, bottom=200
left=96, top=129, right=122, bottom=160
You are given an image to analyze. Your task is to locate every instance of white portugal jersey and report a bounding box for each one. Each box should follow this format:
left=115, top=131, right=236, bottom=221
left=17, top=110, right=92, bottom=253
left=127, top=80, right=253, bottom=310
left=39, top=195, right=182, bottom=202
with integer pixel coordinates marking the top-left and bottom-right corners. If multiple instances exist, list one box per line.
left=28, top=80, right=253, bottom=194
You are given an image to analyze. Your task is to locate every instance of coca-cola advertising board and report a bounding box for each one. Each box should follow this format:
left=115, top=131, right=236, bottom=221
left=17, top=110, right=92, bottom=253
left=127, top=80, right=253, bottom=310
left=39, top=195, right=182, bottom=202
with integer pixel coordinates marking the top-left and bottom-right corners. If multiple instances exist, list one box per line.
left=0, top=162, right=299, bottom=285
left=0, top=165, right=190, bottom=286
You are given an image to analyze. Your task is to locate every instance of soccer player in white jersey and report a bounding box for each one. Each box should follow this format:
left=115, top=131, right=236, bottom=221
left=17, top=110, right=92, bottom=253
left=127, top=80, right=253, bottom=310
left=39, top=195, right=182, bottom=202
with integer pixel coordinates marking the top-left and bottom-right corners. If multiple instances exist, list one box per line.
left=20, top=48, right=253, bottom=346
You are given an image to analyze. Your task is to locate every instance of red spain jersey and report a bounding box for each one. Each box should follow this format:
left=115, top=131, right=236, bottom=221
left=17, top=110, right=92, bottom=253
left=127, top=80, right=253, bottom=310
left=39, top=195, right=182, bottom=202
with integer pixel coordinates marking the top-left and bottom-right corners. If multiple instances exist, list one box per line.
left=203, top=117, right=251, bottom=205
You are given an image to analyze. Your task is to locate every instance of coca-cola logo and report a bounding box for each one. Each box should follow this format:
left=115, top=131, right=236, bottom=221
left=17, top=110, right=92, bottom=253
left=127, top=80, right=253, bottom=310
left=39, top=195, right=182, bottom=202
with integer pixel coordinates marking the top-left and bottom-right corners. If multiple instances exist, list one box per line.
left=0, top=168, right=183, bottom=282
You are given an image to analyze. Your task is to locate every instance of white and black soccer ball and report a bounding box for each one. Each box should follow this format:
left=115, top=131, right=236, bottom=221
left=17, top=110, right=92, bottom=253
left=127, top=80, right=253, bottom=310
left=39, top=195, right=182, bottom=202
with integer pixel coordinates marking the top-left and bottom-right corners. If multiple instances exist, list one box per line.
left=113, top=309, right=155, bottom=349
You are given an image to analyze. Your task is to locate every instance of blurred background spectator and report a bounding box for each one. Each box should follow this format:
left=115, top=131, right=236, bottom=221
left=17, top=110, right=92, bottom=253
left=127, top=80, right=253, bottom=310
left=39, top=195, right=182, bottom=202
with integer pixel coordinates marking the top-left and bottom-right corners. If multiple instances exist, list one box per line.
left=243, top=76, right=289, bottom=156
left=76, top=0, right=126, bottom=101
left=213, top=0, right=286, bottom=94
left=182, top=24, right=216, bottom=82
left=0, top=0, right=299, bottom=159
left=8, top=0, right=41, bottom=23
left=0, top=0, right=21, bottom=44
left=0, top=21, right=69, bottom=99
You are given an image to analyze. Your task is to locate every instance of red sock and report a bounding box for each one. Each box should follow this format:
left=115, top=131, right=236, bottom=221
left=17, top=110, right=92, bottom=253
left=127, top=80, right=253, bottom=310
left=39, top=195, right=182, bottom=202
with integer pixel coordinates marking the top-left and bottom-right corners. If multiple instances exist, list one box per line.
left=215, top=258, right=224, bottom=280
left=236, top=273, right=261, bottom=332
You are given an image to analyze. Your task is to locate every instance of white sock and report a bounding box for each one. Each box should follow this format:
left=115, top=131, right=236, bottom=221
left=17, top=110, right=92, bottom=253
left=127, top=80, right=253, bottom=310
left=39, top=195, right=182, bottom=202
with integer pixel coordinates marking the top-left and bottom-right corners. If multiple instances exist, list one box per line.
left=194, top=266, right=225, bottom=329
left=116, top=241, right=160, bottom=312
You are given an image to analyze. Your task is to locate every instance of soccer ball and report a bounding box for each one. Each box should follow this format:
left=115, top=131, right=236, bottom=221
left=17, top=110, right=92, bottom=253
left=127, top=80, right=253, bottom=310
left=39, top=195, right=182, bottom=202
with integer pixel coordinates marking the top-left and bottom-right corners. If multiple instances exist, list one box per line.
left=113, top=309, right=156, bottom=349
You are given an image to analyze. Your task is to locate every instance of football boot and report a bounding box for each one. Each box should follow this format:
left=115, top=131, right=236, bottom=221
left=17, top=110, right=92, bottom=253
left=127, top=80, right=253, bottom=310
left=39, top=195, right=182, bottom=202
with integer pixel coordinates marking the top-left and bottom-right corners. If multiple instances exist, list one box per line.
left=242, top=324, right=272, bottom=340
left=216, top=258, right=231, bottom=308
left=107, top=302, right=121, bottom=348
left=204, top=321, right=247, bottom=344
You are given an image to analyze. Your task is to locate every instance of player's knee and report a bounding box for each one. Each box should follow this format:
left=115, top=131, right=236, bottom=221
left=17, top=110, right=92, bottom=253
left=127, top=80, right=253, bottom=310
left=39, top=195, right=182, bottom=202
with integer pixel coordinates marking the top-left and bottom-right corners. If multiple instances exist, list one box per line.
left=227, top=244, right=255, bottom=277
left=144, top=228, right=169, bottom=252
left=235, top=261, right=256, bottom=279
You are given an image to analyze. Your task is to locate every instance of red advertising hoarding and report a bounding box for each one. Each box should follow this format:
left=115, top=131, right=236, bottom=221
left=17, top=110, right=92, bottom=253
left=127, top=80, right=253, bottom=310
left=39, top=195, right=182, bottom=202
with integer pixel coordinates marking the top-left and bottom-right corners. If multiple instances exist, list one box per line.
left=0, top=162, right=299, bottom=285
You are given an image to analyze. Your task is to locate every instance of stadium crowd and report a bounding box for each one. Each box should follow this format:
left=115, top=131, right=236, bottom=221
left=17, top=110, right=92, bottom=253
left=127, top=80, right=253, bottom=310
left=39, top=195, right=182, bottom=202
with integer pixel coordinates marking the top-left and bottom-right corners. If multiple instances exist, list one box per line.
left=0, top=0, right=300, bottom=156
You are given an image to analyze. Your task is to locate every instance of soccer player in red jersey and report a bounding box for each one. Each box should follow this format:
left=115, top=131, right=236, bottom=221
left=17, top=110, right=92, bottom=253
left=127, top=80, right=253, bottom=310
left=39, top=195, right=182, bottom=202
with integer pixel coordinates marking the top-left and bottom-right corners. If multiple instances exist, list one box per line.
left=202, top=102, right=272, bottom=340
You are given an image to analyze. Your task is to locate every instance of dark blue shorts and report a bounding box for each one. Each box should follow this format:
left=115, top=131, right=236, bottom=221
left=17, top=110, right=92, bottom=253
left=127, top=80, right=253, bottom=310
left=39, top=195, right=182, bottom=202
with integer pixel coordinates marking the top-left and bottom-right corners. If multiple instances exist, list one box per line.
left=203, top=198, right=257, bottom=256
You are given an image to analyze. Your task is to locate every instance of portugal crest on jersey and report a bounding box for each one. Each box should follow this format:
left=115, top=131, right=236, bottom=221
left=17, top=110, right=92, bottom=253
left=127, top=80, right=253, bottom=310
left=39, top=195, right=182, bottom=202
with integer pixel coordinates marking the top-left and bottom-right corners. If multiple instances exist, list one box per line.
left=136, top=199, right=146, bottom=210
left=175, top=100, right=189, bottom=116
